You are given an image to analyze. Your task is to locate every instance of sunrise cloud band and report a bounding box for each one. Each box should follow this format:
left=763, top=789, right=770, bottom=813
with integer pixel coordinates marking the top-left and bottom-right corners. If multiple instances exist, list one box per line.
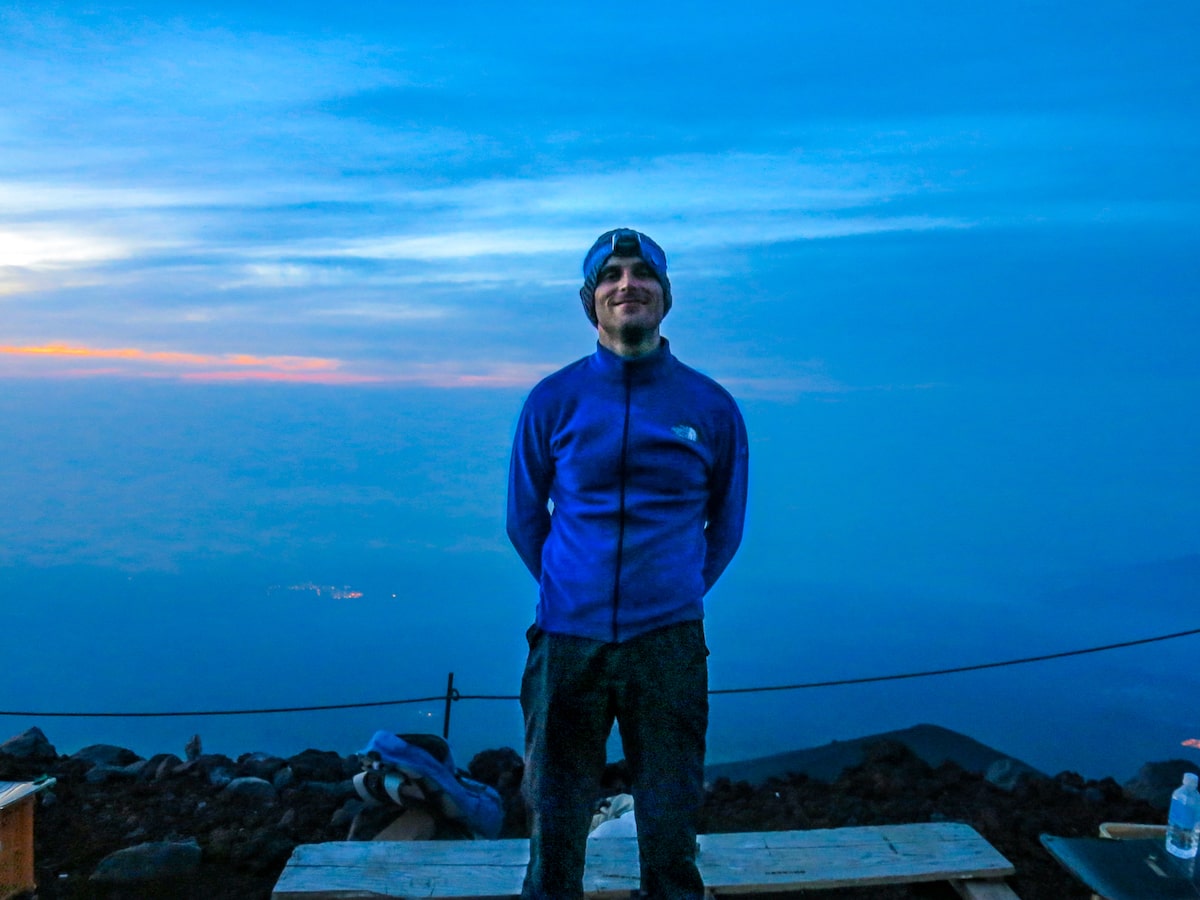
left=0, top=342, right=556, bottom=388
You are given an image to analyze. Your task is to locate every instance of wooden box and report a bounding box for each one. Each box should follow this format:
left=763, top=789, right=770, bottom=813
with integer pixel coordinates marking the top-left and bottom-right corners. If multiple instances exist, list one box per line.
left=0, top=794, right=34, bottom=900
left=0, top=781, right=55, bottom=900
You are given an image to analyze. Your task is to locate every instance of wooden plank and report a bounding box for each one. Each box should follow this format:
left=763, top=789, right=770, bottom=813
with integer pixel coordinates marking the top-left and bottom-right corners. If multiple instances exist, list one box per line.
left=702, top=821, right=1006, bottom=850
left=696, top=823, right=1013, bottom=893
left=275, top=839, right=529, bottom=900
left=273, top=824, right=1017, bottom=900
left=288, top=840, right=530, bottom=867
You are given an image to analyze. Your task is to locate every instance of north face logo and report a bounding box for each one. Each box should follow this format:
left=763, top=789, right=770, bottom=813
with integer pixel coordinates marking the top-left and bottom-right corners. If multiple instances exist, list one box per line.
left=672, top=424, right=698, bottom=442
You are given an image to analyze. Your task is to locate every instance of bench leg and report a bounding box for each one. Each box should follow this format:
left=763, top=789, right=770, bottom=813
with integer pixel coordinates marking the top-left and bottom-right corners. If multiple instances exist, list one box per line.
left=951, top=878, right=1022, bottom=899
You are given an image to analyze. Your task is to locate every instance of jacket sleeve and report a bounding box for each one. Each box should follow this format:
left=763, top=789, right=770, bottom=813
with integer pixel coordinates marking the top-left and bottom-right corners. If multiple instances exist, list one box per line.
left=506, top=394, right=554, bottom=581
left=702, top=398, right=749, bottom=591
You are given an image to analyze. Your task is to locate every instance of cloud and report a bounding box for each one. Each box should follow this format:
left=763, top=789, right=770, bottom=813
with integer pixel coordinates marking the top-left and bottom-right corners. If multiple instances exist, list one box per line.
left=0, top=180, right=367, bottom=215
left=390, top=362, right=555, bottom=388
left=4, top=4, right=1189, bottom=405
left=717, top=372, right=943, bottom=401
left=0, top=228, right=143, bottom=269
left=324, top=215, right=964, bottom=265
left=416, top=153, right=909, bottom=219
left=177, top=370, right=382, bottom=384
left=0, top=147, right=971, bottom=309
left=1, top=342, right=337, bottom=370
left=0, top=342, right=553, bottom=388
left=306, top=302, right=453, bottom=321
left=250, top=152, right=968, bottom=289
left=0, top=341, right=936, bottom=396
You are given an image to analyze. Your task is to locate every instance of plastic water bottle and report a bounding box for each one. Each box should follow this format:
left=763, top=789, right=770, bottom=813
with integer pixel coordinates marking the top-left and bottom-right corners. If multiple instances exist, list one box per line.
left=1166, top=772, right=1200, bottom=859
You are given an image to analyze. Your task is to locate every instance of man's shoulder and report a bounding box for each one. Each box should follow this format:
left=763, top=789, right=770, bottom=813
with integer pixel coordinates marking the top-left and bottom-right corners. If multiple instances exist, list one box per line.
left=666, top=353, right=741, bottom=412
left=523, top=354, right=593, bottom=406
left=535, top=353, right=593, bottom=389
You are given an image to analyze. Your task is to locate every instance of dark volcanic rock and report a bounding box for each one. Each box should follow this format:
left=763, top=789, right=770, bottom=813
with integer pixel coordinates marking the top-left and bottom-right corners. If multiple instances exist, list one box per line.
left=5, top=728, right=1177, bottom=900
left=297, top=779, right=355, bottom=800
left=220, top=776, right=278, bottom=803
left=986, top=756, right=1045, bottom=791
left=1124, top=759, right=1200, bottom=810
left=286, top=748, right=354, bottom=783
left=227, top=827, right=296, bottom=873
left=173, top=752, right=238, bottom=786
left=90, top=839, right=202, bottom=883
left=73, top=743, right=142, bottom=768
left=238, top=751, right=287, bottom=782
left=84, top=762, right=141, bottom=785
left=142, top=752, right=184, bottom=782
left=703, top=722, right=1045, bottom=785
left=1, top=726, right=57, bottom=760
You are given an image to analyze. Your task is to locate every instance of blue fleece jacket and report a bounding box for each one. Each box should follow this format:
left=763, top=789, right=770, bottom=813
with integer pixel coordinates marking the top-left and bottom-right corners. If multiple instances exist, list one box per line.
left=507, top=339, right=748, bottom=643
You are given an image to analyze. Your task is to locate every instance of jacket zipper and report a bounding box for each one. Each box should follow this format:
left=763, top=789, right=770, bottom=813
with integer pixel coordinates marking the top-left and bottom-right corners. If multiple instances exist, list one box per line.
left=611, top=369, right=632, bottom=643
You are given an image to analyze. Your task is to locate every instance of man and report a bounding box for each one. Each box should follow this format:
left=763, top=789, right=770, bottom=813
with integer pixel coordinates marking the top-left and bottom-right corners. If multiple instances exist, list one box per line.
left=507, top=228, right=749, bottom=900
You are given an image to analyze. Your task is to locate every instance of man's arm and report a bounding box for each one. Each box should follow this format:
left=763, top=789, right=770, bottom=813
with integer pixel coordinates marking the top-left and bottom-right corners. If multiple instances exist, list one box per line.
left=506, top=398, right=554, bottom=581
left=702, top=401, right=749, bottom=591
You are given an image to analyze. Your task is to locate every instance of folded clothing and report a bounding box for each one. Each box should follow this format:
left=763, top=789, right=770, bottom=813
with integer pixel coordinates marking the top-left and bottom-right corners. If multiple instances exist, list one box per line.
left=359, top=731, right=504, bottom=840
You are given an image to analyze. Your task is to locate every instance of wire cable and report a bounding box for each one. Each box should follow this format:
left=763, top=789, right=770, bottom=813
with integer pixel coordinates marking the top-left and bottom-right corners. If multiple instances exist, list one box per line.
left=709, top=625, right=1200, bottom=695
left=0, top=695, right=447, bottom=718
left=2, top=626, right=1196, bottom=718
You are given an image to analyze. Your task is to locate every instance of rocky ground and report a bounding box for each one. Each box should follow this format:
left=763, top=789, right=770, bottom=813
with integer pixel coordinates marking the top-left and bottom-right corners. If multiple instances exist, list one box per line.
left=0, top=726, right=1190, bottom=899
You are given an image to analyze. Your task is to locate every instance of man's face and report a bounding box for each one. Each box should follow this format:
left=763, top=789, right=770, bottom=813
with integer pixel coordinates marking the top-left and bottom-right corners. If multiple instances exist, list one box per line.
left=592, top=255, right=666, bottom=344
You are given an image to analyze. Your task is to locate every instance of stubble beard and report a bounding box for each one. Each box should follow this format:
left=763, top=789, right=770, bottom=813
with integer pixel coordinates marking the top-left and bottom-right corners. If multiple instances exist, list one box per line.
left=600, top=317, right=660, bottom=358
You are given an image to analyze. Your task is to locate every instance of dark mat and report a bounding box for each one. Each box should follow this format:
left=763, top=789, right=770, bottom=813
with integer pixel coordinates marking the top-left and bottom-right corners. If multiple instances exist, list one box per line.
left=1040, top=835, right=1200, bottom=900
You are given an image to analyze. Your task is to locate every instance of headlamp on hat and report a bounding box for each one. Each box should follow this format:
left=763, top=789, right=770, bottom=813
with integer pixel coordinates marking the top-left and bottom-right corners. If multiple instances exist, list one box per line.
left=579, top=228, right=672, bottom=326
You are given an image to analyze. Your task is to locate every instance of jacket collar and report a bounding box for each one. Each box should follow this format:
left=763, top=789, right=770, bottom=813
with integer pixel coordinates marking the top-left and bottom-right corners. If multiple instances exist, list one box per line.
left=591, top=337, right=672, bottom=384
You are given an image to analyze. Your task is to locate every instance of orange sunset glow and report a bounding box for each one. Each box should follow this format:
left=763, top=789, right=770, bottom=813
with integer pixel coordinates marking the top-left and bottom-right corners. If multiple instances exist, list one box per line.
left=0, top=341, right=371, bottom=383
left=0, top=342, right=553, bottom=387
left=0, top=342, right=339, bottom=371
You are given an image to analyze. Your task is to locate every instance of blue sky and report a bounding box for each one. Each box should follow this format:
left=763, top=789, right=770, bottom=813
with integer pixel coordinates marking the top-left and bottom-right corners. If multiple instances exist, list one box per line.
left=2, top=1, right=1198, bottom=775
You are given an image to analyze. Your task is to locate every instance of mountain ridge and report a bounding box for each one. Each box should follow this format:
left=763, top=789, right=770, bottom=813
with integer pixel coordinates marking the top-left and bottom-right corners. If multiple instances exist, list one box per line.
left=705, top=722, right=1043, bottom=785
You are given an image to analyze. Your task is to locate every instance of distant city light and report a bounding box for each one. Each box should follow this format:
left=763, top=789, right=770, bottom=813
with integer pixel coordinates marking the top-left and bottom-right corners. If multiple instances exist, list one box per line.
left=282, top=582, right=363, bottom=599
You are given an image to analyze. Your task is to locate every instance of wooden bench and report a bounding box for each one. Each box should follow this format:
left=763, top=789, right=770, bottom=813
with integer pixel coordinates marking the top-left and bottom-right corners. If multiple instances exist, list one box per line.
left=273, top=821, right=1019, bottom=898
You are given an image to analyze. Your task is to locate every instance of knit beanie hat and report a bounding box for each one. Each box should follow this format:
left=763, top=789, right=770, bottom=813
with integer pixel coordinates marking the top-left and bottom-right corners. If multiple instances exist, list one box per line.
left=579, top=228, right=672, bottom=326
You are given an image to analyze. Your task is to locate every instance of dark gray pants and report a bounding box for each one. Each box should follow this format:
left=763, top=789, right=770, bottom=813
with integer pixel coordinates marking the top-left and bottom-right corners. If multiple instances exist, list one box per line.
left=520, top=620, right=708, bottom=900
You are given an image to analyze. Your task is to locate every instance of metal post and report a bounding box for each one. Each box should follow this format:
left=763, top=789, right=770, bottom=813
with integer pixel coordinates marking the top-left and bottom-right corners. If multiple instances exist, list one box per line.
left=443, top=672, right=455, bottom=740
